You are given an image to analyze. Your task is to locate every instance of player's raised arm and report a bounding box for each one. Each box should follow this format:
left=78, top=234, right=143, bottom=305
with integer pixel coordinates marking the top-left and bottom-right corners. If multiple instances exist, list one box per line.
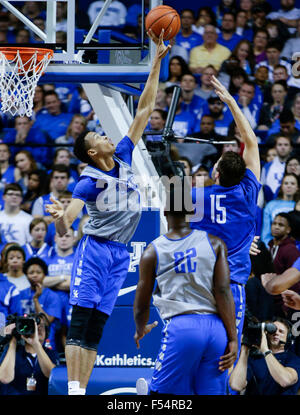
left=127, top=29, right=171, bottom=146
left=210, top=75, right=260, bottom=181
left=46, top=197, right=84, bottom=236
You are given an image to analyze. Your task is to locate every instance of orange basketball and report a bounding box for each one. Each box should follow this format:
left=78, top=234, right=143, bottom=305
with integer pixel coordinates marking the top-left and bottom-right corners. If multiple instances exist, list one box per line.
left=145, top=5, right=181, bottom=41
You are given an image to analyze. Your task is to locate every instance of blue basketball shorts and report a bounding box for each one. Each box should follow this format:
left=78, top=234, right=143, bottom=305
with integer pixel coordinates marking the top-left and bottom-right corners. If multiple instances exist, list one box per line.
left=69, top=235, right=130, bottom=315
left=150, top=314, right=228, bottom=395
left=230, top=282, right=246, bottom=352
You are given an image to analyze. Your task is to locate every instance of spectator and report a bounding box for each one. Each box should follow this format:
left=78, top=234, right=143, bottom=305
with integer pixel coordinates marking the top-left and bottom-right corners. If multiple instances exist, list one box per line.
left=291, top=93, right=300, bottom=124
left=21, top=1, right=45, bottom=21
left=189, top=24, right=231, bottom=74
left=235, top=9, right=253, bottom=41
left=43, top=228, right=76, bottom=352
left=144, top=109, right=167, bottom=143
left=55, top=114, right=87, bottom=152
left=34, top=91, right=73, bottom=141
left=0, top=312, right=59, bottom=395
left=213, top=0, right=237, bottom=27
left=192, top=7, right=217, bottom=36
left=0, top=270, right=22, bottom=319
left=261, top=173, right=299, bottom=245
left=87, top=0, right=127, bottom=27
left=281, top=18, right=300, bottom=60
left=0, top=184, right=33, bottom=247
left=0, top=144, right=20, bottom=195
left=195, top=65, right=217, bottom=100
left=267, top=110, right=300, bottom=146
left=231, top=39, right=255, bottom=75
left=261, top=136, right=293, bottom=202
left=256, top=41, right=292, bottom=82
left=32, top=85, right=46, bottom=120
left=218, top=12, right=243, bottom=51
left=14, top=150, right=38, bottom=195
left=239, top=0, right=253, bottom=21
left=191, top=164, right=210, bottom=187
left=3, top=116, right=48, bottom=167
left=2, top=244, right=30, bottom=311
left=246, top=240, right=276, bottom=322
left=265, top=147, right=278, bottom=164
left=174, top=9, right=203, bottom=61
left=269, top=213, right=300, bottom=275
left=267, top=0, right=300, bottom=34
left=253, top=28, right=269, bottom=64
left=51, top=148, right=79, bottom=191
left=229, top=317, right=300, bottom=395
left=164, top=86, right=198, bottom=138
left=160, top=56, right=191, bottom=89
left=178, top=156, right=192, bottom=177
left=55, top=2, right=67, bottom=32
left=30, top=17, right=46, bottom=43
left=22, top=257, right=61, bottom=328
left=285, top=155, right=300, bottom=177
left=20, top=170, right=47, bottom=215
left=265, top=20, right=290, bottom=51
left=15, top=28, right=31, bottom=44
left=22, top=217, right=51, bottom=263
left=205, top=95, right=234, bottom=136
left=192, top=114, right=226, bottom=142
left=258, top=81, right=289, bottom=130
left=180, top=73, right=207, bottom=121
left=31, top=164, right=71, bottom=223
left=154, top=88, right=167, bottom=110
left=236, top=80, right=261, bottom=129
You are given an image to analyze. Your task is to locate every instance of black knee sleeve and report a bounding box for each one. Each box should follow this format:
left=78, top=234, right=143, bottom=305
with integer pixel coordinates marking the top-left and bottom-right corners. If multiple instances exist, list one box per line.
left=66, top=305, right=109, bottom=351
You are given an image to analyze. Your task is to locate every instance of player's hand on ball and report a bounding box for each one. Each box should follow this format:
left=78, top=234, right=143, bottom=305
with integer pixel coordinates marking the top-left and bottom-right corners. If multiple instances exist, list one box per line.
left=134, top=321, right=158, bottom=349
left=147, top=29, right=171, bottom=60
left=45, top=196, right=64, bottom=219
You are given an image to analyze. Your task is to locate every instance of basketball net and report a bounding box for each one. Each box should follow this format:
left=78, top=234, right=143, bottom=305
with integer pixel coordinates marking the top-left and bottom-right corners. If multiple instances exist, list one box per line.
left=0, top=48, right=53, bottom=117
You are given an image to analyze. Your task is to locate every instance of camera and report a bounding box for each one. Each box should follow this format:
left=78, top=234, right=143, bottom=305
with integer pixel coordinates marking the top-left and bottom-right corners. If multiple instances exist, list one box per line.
left=242, top=310, right=277, bottom=348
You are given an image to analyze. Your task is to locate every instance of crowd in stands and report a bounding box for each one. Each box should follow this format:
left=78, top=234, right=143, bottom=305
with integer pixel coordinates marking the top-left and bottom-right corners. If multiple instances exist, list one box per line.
left=0, top=0, right=299, bottom=395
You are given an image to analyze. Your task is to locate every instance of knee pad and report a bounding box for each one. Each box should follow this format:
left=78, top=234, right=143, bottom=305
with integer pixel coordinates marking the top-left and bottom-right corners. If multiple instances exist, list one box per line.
left=81, top=309, right=109, bottom=351
left=66, top=305, right=109, bottom=351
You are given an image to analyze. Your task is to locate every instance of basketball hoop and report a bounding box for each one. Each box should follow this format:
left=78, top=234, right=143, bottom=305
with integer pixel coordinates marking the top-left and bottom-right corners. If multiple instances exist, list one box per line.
left=0, top=47, right=53, bottom=117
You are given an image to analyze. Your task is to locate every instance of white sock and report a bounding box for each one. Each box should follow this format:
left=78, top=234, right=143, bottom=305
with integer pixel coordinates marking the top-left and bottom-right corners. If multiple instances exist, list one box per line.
left=78, top=388, right=86, bottom=395
left=68, top=381, right=80, bottom=395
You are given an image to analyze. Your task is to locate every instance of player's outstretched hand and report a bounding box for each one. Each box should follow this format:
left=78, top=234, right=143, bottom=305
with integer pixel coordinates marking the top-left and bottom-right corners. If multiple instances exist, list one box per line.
left=219, top=340, right=238, bottom=372
left=249, top=236, right=261, bottom=256
left=210, top=75, right=234, bottom=105
left=148, top=28, right=171, bottom=60
left=282, top=290, right=300, bottom=310
left=134, top=321, right=158, bottom=349
left=45, top=196, right=64, bottom=220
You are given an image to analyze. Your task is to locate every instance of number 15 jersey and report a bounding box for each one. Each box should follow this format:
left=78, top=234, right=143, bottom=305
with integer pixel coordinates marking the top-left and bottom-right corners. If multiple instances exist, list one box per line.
left=190, top=169, right=261, bottom=285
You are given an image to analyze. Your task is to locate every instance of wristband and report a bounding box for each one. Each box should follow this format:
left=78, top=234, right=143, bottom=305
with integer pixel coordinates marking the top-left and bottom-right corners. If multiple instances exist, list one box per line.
left=263, top=350, right=272, bottom=357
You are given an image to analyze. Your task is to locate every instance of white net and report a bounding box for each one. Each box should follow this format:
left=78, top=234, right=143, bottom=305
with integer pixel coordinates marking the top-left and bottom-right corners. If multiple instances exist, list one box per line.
left=0, top=49, right=53, bottom=117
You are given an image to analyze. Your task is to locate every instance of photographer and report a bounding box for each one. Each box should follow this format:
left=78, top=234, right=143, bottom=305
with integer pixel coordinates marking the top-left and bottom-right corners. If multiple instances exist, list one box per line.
left=229, top=317, right=300, bottom=395
left=0, top=314, right=59, bottom=395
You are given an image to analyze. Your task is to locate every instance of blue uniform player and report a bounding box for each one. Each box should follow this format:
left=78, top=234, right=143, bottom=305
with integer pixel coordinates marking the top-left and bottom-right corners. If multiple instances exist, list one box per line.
left=46, top=30, right=171, bottom=396
left=134, top=186, right=237, bottom=395
left=190, top=76, right=261, bottom=351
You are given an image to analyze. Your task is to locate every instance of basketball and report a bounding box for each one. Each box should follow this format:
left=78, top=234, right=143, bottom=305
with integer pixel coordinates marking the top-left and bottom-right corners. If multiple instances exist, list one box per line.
left=145, top=6, right=181, bottom=41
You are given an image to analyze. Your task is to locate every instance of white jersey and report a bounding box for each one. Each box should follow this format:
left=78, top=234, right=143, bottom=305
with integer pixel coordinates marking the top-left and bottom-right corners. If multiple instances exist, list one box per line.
left=151, top=229, right=217, bottom=320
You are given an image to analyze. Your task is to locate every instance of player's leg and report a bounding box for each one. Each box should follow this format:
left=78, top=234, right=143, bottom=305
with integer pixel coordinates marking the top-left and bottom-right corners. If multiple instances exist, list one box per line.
left=149, top=315, right=208, bottom=395
left=79, top=308, right=109, bottom=389
left=194, top=314, right=228, bottom=395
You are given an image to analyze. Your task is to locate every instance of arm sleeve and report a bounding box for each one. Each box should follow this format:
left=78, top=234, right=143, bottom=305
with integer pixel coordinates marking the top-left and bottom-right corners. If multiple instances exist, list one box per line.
left=72, top=176, right=97, bottom=202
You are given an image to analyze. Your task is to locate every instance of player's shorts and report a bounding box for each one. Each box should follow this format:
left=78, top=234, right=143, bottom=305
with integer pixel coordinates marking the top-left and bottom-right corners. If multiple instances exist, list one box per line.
left=69, top=234, right=130, bottom=315
left=150, top=314, right=228, bottom=395
left=230, top=282, right=246, bottom=351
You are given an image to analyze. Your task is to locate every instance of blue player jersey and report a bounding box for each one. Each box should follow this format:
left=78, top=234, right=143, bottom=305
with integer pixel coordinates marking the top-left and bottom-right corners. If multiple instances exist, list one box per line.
left=190, top=169, right=261, bottom=285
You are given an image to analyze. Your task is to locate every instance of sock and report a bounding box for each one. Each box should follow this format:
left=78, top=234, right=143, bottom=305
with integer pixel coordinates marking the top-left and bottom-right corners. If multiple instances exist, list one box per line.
left=78, top=388, right=86, bottom=395
left=68, top=381, right=80, bottom=395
